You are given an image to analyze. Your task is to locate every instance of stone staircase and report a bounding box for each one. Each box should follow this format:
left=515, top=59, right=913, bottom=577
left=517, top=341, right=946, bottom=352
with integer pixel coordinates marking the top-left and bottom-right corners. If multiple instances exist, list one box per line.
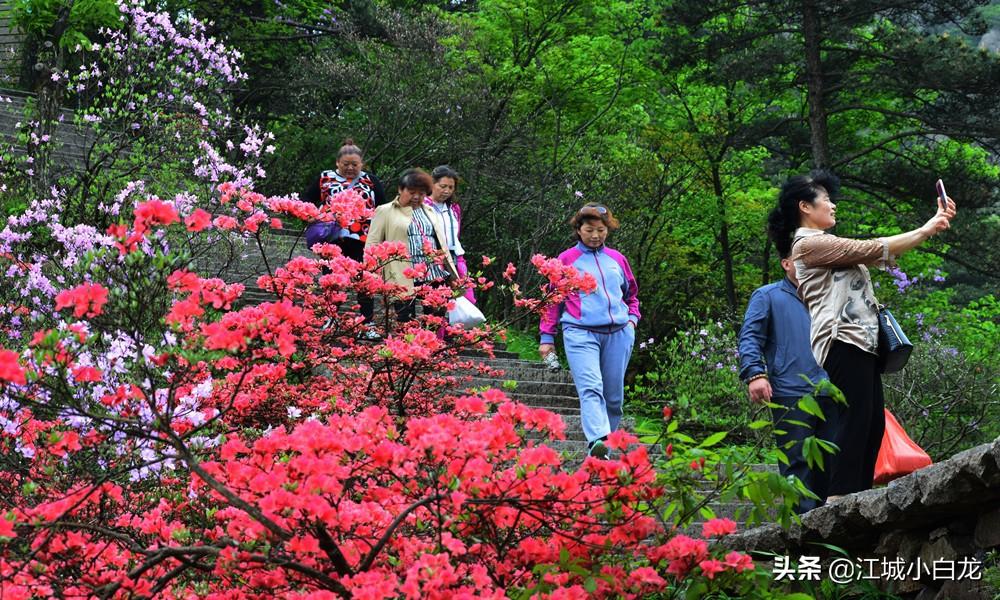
left=0, top=87, right=93, bottom=167
left=192, top=227, right=313, bottom=302
left=0, top=1, right=19, bottom=88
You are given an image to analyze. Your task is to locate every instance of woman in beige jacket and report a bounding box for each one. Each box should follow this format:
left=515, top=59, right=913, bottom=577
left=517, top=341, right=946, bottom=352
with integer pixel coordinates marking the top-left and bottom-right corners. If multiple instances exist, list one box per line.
left=365, top=168, right=458, bottom=323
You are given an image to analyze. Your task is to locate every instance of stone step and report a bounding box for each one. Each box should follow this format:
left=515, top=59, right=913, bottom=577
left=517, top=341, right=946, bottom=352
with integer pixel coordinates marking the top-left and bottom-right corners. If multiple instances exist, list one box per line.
left=457, top=349, right=520, bottom=360
left=522, top=416, right=636, bottom=442
left=503, top=392, right=581, bottom=409
left=465, top=368, right=573, bottom=384
left=541, top=442, right=780, bottom=532
left=466, top=378, right=577, bottom=396
left=473, top=358, right=547, bottom=369
left=543, top=439, right=660, bottom=457
left=508, top=404, right=578, bottom=415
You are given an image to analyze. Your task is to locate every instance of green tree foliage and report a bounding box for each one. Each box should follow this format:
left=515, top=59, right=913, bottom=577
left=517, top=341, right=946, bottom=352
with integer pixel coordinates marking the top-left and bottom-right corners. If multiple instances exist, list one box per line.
left=662, top=0, right=1000, bottom=286
left=157, top=0, right=384, bottom=118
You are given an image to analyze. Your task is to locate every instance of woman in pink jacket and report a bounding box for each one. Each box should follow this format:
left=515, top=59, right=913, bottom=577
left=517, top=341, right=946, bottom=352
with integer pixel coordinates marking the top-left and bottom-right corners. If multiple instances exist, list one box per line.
left=538, top=204, right=640, bottom=459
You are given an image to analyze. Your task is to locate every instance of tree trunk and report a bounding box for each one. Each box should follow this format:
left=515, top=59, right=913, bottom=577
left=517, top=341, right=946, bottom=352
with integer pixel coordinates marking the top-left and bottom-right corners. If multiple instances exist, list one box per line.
left=29, top=2, right=74, bottom=195
left=17, top=32, right=40, bottom=91
left=712, top=164, right=737, bottom=312
left=802, top=0, right=830, bottom=169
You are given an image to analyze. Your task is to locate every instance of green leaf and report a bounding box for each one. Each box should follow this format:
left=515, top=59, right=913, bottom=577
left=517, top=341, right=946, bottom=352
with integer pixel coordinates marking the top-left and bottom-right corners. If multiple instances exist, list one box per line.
left=698, top=431, right=727, bottom=448
left=797, top=396, right=826, bottom=420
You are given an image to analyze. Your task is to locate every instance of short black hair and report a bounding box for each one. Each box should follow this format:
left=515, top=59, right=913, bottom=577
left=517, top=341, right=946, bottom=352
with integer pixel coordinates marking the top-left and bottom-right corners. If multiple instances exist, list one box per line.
left=397, top=168, right=433, bottom=196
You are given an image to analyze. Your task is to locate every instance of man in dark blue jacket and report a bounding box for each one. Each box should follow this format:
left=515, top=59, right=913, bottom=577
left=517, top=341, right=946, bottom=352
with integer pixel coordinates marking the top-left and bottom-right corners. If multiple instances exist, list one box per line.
left=739, top=254, right=834, bottom=513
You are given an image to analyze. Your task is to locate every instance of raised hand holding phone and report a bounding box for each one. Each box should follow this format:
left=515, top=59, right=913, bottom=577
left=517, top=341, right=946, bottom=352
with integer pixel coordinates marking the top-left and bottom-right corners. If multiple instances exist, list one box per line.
left=935, top=178, right=952, bottom=211
left=927, top=178, right=956, bottom=235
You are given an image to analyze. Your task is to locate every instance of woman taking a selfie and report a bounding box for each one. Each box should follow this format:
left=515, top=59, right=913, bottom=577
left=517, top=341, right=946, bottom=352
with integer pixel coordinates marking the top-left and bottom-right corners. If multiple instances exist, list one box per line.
left=539, top=203, right=640, bottom=459
left=768, top=171, right=956, bottom=500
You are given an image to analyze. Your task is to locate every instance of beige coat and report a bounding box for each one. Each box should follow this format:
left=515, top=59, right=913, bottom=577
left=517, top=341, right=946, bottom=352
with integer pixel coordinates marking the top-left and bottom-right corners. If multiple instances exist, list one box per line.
left=791, top=227, right=890, bottom=366
left=365, top=199, right=459, bottom=291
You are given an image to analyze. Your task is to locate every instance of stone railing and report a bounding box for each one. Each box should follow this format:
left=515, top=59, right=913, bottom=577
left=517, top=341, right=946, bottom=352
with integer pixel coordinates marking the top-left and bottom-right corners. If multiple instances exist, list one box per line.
left=724, top=436, right=1000, bottom=599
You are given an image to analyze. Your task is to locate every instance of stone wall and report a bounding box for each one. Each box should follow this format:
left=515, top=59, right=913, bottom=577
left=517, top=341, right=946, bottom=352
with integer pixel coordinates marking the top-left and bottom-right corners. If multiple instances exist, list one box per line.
left=0, top=0, right=19, bottom=87
left=724, top=436, right=1000, bottom=599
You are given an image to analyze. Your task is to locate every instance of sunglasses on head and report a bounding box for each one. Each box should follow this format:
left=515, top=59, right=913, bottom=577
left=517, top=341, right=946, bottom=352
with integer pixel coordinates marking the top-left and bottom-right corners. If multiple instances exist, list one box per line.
left=578, top=203, right=608, bottom=215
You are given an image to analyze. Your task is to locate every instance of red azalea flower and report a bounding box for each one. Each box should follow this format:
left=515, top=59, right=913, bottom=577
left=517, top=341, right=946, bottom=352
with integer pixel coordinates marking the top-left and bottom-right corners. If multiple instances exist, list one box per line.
left=702, top=517, right=737, bottom=538
left=0, top=349, right=26, bottom=385
left=184, top=208, right=213, bottom=232
left=699, top=559, right=726, bottom=579
left=55, top=283, right=110, bottom=319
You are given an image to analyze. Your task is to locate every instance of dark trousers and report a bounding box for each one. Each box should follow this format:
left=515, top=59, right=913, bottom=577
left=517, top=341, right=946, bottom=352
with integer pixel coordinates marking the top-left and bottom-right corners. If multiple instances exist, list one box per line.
left=823, top=340, right=886, bottom=496
left=336, top=237, right=374, bottom=322
left=772, top=395, right=837, bottom=513
left=393, top=280, right=448, bottom=324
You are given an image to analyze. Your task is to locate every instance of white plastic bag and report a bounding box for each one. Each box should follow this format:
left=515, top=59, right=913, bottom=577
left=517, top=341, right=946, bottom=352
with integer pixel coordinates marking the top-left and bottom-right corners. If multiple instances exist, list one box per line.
left=448, top=296, right=485, bottom=328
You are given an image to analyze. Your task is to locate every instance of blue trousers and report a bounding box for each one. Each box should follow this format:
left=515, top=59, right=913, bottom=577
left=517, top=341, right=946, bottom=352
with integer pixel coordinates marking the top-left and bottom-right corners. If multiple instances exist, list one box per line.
left=563, top=325, right=635, bottom=443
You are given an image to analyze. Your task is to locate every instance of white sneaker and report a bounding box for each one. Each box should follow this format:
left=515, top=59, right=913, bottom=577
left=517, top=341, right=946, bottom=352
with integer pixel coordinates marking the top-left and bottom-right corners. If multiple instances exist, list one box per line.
left=359, top=327, right=381, bottom=341
left=588, top=439, right=609, bottom=460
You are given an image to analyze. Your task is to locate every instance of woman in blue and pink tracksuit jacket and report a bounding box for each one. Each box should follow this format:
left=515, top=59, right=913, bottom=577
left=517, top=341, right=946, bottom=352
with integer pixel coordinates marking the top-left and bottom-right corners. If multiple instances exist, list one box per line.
left=538, top=203, right=640, bottom=458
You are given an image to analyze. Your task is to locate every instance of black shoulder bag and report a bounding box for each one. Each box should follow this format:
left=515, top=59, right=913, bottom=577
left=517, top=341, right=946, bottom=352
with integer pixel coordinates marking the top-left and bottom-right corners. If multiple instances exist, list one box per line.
left=876, top=305, right=913, bottom=374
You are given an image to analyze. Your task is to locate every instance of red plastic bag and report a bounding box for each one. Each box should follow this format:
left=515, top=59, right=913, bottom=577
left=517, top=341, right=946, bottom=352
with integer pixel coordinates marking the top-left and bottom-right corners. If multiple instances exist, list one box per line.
left=874, top=409, right=932, bottom=485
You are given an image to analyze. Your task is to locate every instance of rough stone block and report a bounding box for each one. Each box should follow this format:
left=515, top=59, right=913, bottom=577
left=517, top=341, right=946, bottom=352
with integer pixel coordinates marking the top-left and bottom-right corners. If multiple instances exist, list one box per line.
left=800, top=502, right=841, bottom=539
left=720, top=523, right=790, bottom=554
left=896, top=533, right=924, bottom=562
left=859, top=488, right=900, bottom=525
left=887, top=472, right=922, bottom=512
left=935, top=578, right=996, bottom=600
left=876, top=530, right=910, bottom=557
left=919, top=534, right=974, bottom=564
left=918, top=459, right=981, bottom=507
left=973, top=507, right=1000, bottom=549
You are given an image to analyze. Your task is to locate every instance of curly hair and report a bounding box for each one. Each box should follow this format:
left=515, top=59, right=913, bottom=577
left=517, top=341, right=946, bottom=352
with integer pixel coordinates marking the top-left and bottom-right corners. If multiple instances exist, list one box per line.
left=569, top=203, right=620, bottom=231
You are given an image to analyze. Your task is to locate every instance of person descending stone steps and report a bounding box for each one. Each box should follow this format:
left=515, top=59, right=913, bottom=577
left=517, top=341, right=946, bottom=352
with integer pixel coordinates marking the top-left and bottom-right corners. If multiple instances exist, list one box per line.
left=538, top=203, right=640, bottom=460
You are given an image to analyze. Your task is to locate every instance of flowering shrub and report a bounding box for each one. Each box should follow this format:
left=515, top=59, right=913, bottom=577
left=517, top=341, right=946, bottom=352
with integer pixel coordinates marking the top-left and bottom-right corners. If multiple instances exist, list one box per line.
left=2, top=0, right=267, bottom=232
left=628, top=317, right=755, bottom=440
left=869, top=261, right=1000, bottom=456
left=0, top=181, right=790, bottom=597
